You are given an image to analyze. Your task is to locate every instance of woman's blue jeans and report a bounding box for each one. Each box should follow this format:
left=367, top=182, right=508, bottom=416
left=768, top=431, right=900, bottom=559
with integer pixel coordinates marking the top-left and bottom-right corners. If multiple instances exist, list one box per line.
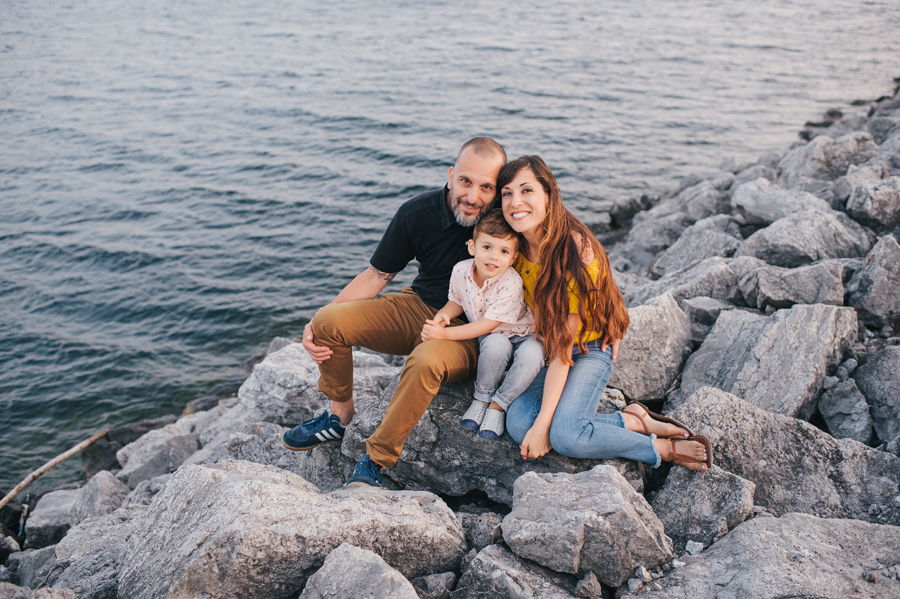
left=506, top=340, right=661, bottom=467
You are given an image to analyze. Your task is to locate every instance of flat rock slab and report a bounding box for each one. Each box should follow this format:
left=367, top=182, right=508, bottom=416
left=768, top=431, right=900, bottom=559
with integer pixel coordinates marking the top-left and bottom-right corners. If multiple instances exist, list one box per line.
left=626, top=256, right=764, bottom=308
left=650, top=466, right=755, bottom=554
left=117, top=460, right=465, bottom=599
left=299, top=543, right=419, bottom=599
left=502, top=465, right=672, bottom=587
left=671, top=303, right=857, bottom=419
left=608, top=293, right=692, bottom=402
left=736, top=209, right=874, bottom=268
left=451, top=544, right=576, bottom=599
left=343, top=380, right=644, bottom=505
left=668, top=387, right=900, bottom=525
left=630, top=513, right=900, bottom=599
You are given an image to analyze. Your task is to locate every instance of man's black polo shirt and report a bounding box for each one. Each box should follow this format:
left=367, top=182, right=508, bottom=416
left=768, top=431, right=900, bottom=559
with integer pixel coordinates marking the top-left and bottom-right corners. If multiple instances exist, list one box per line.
left=370, top=185, right=473, bottom=309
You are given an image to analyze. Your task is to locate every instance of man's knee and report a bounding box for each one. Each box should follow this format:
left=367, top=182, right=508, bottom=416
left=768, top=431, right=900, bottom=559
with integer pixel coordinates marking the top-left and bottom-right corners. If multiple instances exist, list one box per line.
left=311, top=303, right=342, bottom=346
left=406, top=340, right=476, bottom=382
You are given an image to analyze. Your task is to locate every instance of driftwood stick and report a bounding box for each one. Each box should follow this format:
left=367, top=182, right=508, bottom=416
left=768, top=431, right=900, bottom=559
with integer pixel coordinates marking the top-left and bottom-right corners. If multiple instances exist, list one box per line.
left=0, top=428, right=109, bottom=511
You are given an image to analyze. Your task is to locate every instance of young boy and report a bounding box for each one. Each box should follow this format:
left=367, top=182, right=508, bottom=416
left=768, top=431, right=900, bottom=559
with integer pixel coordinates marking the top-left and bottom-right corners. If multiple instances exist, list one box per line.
left=421, top=208, right=544, bottom=440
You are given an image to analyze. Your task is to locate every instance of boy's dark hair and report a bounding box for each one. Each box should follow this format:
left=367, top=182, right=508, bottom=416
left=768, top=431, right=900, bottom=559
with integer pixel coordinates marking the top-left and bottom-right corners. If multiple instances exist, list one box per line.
left=474, top=208, right=518, bottom=244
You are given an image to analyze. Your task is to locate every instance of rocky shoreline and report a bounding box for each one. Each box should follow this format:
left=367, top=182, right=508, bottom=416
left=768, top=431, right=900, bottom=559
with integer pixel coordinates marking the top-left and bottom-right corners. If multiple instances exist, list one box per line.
left=2, top=78, right=900, bottom=599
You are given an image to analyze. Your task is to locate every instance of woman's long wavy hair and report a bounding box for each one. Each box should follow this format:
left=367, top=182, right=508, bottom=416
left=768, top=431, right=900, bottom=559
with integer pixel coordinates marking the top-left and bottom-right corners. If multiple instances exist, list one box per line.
left=496, top=155, right=629, bottom=364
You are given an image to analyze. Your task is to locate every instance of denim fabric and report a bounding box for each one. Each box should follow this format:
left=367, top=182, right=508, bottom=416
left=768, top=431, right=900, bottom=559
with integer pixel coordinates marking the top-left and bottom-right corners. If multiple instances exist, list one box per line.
left=506, top=340, right=661, bottom=467
left=473, top=333, right=545, bottom=411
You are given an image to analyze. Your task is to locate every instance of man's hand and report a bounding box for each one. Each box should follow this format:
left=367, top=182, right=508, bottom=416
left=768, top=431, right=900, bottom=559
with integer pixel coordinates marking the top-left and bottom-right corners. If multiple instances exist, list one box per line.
left=520, top=425, right=552, bottom=460
left=421, top=317, right=448, bottom=341
left=601, top=335, right=621, bottom=360
left=302, top=322, right=333, bottom=364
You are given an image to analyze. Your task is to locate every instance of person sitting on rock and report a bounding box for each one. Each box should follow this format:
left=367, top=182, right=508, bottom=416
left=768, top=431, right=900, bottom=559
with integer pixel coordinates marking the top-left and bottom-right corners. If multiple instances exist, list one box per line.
left=282, top=137, right=507, bottom=487
left=498, top=155, right=713, bottom=471
left=420, top=208, right=544, bottom=441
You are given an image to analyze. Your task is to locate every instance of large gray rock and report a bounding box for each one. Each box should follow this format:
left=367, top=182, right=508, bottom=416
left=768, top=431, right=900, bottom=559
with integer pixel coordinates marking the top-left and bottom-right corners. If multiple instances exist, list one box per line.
left=854, top=347, right=900, bottom=445
left=0, top=583, right=77, bottom=599
left=736, top=209, right=874, bottom=268
left=186, top=421, right=354, bottom=492
left=667, top=387, right=900, bottom=525
left=80, top=414, right=177, bottom=479
left=120, top=474, right=170, bottom=509
left=115, top=423, right=198, bottom=489
left=730, top=177, right=831, bottom=226
left=845, top=175, right=900, bottom=231
left=70, top=471, right=130, bottom=526
left=609, top=293, right=692, bottom=402
left=678, top=296, right=733, bottom=348
left=342, top=380, right=644, bottom=505
left=738, top=260, right=844, bottom=310
left=778, top=132, right=881, bottom=183
left=502, top=466, right=672, bottom=587
left=411, top=572, right=457, bottom=599
left=117, top=460, right=466, bottom=599
left=50, top=506, right=146, bottom=599
left=457, top=511, right=502, bottom=552
left=833, top=164, right=884, bottom=207
left=627, top=256, right=764, bottom=307
left=648, top=216, right=741, bottom=279
left=24, top=489, right=79, bottom=549
left=451, top=544, right=575, bottom=599
left=629, top=513, right=900, bottom=599
left=818, top=379, right=874, bottom=444
left=846, top=235, right=900, bottom=329
left=299, top=543, right=419, bottom=599
left=672, top=303, right=857, bottom=419
left=609, top=211, right=696, bottom=273
left=6, top=546, right=57, bottom=589
left=650, top=466, right=755, bottom=554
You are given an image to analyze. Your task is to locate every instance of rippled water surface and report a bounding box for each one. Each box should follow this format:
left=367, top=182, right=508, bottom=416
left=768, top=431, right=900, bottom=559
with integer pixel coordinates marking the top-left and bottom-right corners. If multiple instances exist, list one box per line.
left=2, top=0, right=899, bottom=493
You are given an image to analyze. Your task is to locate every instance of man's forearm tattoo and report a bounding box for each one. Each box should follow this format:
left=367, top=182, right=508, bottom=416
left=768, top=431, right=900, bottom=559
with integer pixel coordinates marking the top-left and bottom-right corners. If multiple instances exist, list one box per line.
left=368, top=265, right=397, bottom=283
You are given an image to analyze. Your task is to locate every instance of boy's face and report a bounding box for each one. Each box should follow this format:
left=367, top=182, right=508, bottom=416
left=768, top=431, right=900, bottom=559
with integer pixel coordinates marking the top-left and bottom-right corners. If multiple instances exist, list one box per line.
left=467, top=232, right=518, bottom=283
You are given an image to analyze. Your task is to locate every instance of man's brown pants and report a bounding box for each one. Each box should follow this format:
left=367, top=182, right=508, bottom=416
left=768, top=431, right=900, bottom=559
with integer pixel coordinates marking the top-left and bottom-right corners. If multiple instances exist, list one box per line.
left=312, top=288, right=478, bottom=468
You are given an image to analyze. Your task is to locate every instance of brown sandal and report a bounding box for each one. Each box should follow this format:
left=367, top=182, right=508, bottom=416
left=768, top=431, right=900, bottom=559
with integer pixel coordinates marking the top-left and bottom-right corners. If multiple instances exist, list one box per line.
left=660, top=435, right=713, bottom=472
left=623, top=401, right=694, bottom=439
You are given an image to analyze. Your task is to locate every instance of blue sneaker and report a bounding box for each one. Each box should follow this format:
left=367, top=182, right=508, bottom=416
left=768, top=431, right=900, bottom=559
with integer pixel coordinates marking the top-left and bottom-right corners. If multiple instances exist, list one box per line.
left=346, top=454, right=383, bottom=488
left=282, top=410, right=345, bottom=451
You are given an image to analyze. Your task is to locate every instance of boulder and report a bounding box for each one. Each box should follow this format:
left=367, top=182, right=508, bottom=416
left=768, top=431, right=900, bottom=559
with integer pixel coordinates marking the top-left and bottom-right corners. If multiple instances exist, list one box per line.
left=70, top=471, right=130, bottom=526
left=868, top=114, right=900, bottom=144
left=608, top=293, right=692, bottom=402
left=667, top=387, right=900, bottom=525
left=738, top=260, right=844, bottom=310
left=778, top=132, right=880, bottom=183
left=120, top=474, right=170, bottom=509
left=6, top=546, right=57, bottom=589
left=117, top=460, right=466, bottom=599
left=833, top=164, right=883, bottom=207
left=608, top=211, right=696, bottom=273
left=0, top=583, right=77, bottom=599
left=650, top=466, right=755, bottom=553
left=854, top=346, right=900, bottom=445
left=342, top=380, right=645, bottom=504
left=629, top=513, right=900, bottom=599
left=502, top=466, right=672, bottom=587
left=846, top=235, right=900, bottom=329
left=24, top=489, right=78, bottom=549
left=735, top=210, right=874, bottom=268
left=115, top=423, right=198, bottom=489
left=667, top=180, right=722, bottom=221
left=51, top=506, right=146, bottom=599
left=729, top=163, right=777, bottom=190
left=186, top=421, right=354, bottom=492
left=457, top=511, right=502, bottom=552
left=672, top=304, right=857, bottom=419
left=411, top=572, right=457, bottom=599
left=845, top=176, right=900, bottom=231
left=730, top=177, right=831, bottom=226
left=627, top=257, right=761, bottom=307
left=648, top=216, right=741, bottom=279
left=677, top=296, right=732, bottom=348
left=80, top=415, right=177, bottom=479
left=818, top=379, right=874, bottom=444
left=451, top=544, right=576, bottom=599
left=298, top=543, right=419, bottom=599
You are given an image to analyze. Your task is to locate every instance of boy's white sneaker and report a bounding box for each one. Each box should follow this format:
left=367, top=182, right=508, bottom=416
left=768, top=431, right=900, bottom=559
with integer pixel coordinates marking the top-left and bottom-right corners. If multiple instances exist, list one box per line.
left=460, top=399, right=489, bottom=430
left=478, top=408, right=505, bottom=440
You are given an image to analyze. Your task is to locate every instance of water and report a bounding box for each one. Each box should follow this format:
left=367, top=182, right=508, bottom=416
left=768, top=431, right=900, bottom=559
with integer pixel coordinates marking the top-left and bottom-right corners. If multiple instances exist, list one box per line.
left=2, top=0, right=899, bottom=495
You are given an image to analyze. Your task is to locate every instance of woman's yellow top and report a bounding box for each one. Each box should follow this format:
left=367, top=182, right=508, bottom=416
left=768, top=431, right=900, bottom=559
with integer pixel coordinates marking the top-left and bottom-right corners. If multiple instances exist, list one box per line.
left=514, top=253, right=604, bottom=344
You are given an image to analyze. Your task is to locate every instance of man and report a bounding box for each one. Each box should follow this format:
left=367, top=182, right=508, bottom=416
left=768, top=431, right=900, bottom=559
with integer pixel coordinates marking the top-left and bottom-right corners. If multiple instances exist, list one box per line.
left=283, top=137, right=507, bottom=487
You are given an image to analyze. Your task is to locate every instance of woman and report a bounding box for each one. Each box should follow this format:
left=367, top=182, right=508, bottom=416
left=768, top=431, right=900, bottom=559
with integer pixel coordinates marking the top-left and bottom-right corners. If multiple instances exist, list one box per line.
left=498, top=155, right=711, bottom=471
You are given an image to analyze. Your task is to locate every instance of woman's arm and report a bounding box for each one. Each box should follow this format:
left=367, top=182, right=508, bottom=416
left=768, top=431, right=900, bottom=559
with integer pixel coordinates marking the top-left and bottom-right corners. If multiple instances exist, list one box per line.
left=520, top=312, right=580, bottom=459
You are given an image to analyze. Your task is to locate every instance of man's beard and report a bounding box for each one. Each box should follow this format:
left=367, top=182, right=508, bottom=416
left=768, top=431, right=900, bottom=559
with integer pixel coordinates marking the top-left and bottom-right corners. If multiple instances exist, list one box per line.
left=449, top=184, right=485, bottom=227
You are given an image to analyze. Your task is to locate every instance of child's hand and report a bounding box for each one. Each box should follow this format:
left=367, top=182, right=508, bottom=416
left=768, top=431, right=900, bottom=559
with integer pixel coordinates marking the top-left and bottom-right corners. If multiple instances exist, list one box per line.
left=433, top=312, right=451, bottom=327
left=421, top=319, right=447, bottom=341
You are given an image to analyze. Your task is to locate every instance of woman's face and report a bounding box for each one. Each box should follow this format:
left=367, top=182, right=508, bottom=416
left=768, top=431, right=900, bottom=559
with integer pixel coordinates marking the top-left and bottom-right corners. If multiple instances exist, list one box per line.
left=500, top=168, right=549, bottom=237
